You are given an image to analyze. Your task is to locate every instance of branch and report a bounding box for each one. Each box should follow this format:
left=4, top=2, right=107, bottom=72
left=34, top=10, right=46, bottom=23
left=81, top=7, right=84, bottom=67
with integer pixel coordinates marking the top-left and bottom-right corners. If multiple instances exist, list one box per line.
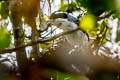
left=0, top=28, right=80, bottom=54
left=99, top=11, right=114, bottom=19
left=0, top=58, right=9, bottom=63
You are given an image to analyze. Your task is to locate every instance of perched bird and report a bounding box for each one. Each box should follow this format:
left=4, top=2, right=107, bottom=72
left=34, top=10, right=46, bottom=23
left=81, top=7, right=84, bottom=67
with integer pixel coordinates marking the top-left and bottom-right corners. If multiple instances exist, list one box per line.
left=50, top=11, right=89, bottom=47
left=38, top=11, right=120, bottom=80
left=46, top=11, right=92, bottom=75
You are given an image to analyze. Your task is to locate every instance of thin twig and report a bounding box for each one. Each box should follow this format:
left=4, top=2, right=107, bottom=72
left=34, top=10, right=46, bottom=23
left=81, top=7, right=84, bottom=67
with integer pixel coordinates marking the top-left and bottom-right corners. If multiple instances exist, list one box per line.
left=42, top=28, right=57, bottom=39
left=99, top=11, right=114, bottom=20
left=0, top=28, right=80, bottom=54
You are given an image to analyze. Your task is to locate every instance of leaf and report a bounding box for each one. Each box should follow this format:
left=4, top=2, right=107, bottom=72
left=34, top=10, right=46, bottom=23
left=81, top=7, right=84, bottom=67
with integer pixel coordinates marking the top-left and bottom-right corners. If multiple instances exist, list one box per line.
left=112, top=13, right=120, bottom=19
left=39, top=44, right=48, bottom=49
left=59, top=1, right=80, bottom=12
left=59, top=3, right=68, bottom=11
left=0, top=27, right=11, bottom=50
left=0, top=1, right=9, bottom=19
left=44, top=16, right=49, bottom=20
left=44, top=69, right=84, bottom=80
left=79, top=14, right=97, bottom=34
left=60, top=0, right=64, bottom=7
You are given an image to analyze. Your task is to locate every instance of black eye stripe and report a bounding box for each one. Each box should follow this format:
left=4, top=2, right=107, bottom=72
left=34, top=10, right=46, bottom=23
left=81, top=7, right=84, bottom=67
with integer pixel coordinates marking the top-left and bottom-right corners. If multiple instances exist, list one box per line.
left=50, top=11, right=78, bottom=25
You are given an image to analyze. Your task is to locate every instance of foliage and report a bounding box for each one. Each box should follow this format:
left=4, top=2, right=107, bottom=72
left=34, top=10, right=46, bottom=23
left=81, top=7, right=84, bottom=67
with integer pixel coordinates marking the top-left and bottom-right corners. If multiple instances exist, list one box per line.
left=0, top=1, right=8, bottom=19
left=76, top=0, right=116, bottom=15
left=45, top=69, right=82, bottom=80
left=0, top=27, right=11, bottom=50
left=79, top=13, right=97, bottom=33
left=59, top=1, right=80, bottom=12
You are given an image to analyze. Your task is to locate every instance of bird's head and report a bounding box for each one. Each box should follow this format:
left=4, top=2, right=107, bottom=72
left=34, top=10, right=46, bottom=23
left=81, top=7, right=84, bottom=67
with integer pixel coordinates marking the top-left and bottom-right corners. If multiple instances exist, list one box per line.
left=51, top=18, right=78, bottom=31
left=50, top=11, right=79, bottom=31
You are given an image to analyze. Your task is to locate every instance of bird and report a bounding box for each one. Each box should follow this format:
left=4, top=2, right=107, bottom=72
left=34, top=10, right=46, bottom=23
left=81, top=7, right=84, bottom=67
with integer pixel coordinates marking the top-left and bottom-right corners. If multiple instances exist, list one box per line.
left=48, top=11, right=92, bottom=75
left=50, top=11, right=89, bottom=49
left=37, top=11, right=120, bottom=80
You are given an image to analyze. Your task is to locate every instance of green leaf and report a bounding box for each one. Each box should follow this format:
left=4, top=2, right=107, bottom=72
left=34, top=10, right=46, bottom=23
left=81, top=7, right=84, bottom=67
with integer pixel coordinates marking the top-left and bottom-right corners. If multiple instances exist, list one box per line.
left=59, top=3, right=68, bottom=11
left=0, top=27, right=11, bottom=50
left=98, top=21, right=109, bottom=45
left=39, top=44, right=47, bottom=49
left=59, top=1, right=80, bottom=12
left=112, top=13, right=120, bottom=19
left=0, top=1, right=9, bottom=19
left=44, top=69, right=84, bottom=80
left=79, top=14, right=97, bottom=34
